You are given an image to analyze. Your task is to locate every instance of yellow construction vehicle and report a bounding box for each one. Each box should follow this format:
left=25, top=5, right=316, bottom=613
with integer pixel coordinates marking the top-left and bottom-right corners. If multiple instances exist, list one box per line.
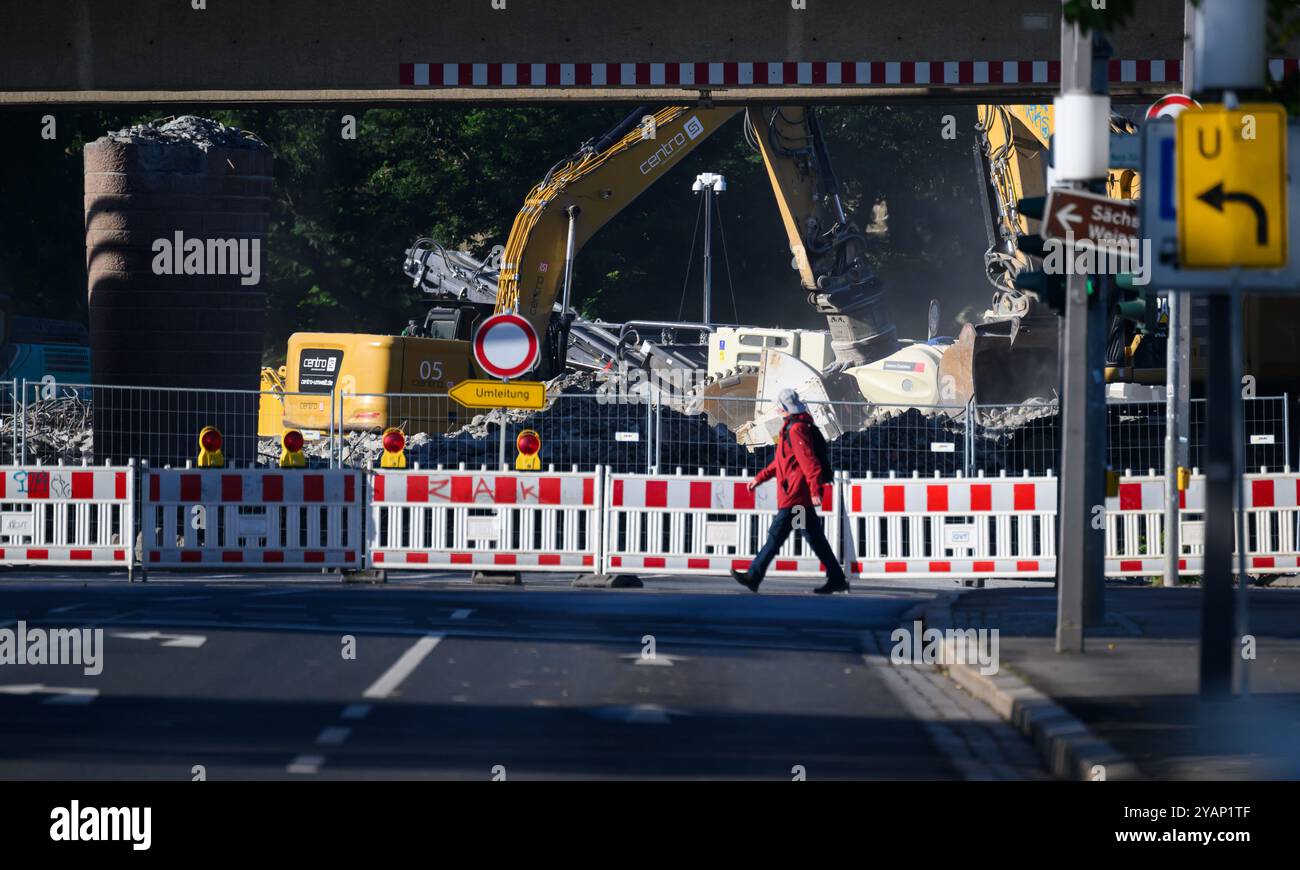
left=261, top=103, right=1092, bottom=439
left=937, top=103, right=1143, bottom=406
left=263, top=105, right=935, bottom=438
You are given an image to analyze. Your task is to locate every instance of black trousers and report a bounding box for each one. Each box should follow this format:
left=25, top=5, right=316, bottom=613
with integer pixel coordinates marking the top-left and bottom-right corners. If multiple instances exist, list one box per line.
left=749, top=506, right=845, bottom=584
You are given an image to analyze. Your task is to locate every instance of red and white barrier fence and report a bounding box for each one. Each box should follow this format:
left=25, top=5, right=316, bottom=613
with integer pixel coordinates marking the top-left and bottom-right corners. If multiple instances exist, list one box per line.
left=367, top=466, right=602, bottom=572
left=602, top=471, right=840, bottom=577
left=844, top=473, right=1057, bottom=580
left=1105, top=471, right=1300, bottom=577
left=4, top=460, right=1298, bottom=583
left=0, top=463, right=135, bottom=577
left=140, top=468, right=363, bottom=572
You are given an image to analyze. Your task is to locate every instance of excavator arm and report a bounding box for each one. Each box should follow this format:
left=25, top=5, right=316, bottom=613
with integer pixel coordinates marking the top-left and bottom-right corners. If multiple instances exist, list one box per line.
left=494, top=106, right=741, bottom=333
left=492, top=104, right=900, bottom=376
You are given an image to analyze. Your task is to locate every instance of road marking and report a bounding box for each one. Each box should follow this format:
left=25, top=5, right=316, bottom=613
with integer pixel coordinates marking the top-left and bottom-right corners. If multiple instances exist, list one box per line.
left=362, top=633, right=444, bottom=699
left=158, top=595, right=210, bottom=602
left=249, top=589, right=303, bottom=598
left=601, top=703, right=680, bottom=724
left=450, top=609, right=474, bottom=620
left=0, top=684, right=99, bottom=704
left=113, top=631, right=207, bottom=649
left=340, top=703, right=373, bottom=720
left=286, top=754, right=324, bottom=775
left=48, top=604, right=86, bottom=614
left=316, top=726, right=351, bottom=745
left=619, top=653, right=684, bottom=667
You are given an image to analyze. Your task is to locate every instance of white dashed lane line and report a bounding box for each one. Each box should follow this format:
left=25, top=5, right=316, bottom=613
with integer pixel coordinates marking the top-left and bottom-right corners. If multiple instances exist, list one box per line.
left=316, top=727, right=352, bottom=746
left=287, top=755, right=324, bottom=775
left=340, top=704, right=373, bottom=720
left=362, top=633, right=445, bottom=700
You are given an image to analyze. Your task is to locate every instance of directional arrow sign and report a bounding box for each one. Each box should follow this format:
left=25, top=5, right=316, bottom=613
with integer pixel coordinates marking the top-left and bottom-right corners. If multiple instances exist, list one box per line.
left=113, top=631, right=207, bottom=649
left=1041, top=189, right=1140, bottom=248
left=448, top=379, right=545, bottom=410
left=1177, top=103, right=1288, bottom=268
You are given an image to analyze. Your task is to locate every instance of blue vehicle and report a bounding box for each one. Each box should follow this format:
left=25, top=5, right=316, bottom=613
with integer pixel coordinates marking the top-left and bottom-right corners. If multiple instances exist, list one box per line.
left=0, top=293, right=91, bottom=397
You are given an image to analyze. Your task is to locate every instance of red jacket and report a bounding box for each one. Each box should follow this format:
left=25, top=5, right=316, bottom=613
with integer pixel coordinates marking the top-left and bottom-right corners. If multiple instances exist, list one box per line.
left=753, top=412, right=829, bottom=509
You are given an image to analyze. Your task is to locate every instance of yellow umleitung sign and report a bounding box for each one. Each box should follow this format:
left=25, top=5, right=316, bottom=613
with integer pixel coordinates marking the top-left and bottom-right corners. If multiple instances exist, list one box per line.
left=1177, top=103, right=1288, bottom=268
left=449, top=379, right=546, bottom=410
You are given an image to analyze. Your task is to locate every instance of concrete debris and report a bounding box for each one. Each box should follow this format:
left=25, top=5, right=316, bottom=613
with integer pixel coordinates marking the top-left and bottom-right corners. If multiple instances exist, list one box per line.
left=105, top=115, right=269, bottom=151
left=0, top=397, right=93, bottom=465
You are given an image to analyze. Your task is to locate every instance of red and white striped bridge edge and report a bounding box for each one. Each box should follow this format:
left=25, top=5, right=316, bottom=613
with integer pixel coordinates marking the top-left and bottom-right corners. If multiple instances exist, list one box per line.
left=368, top=468, right=601, bottom=572
left=0, top=465, right=135, bottom=570
left=398, top=59, right=1299, bottom=89
left=604, top=473, right=839, bottom=578
left=140, top=469, right=363, bottom=570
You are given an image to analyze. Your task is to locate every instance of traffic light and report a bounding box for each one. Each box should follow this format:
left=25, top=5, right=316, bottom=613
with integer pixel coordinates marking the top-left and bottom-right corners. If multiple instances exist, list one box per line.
left=279, top=429, right=307, bottom=468
left=197, top=426, right=224, bottom=468
left=1114, top=272, right=1161, bottom=334
left=380, top=427, right=407, bottom=469
left=1012, top=196, right=1067, bottom=314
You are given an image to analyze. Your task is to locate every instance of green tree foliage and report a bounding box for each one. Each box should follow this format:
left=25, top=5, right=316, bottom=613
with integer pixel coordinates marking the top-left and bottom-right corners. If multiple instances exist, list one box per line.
left=0, top=104, right=992, bottom=359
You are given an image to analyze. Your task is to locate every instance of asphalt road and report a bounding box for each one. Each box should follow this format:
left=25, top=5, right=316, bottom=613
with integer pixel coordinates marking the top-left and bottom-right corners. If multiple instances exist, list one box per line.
left=0, top=571, right=1047, bottom=780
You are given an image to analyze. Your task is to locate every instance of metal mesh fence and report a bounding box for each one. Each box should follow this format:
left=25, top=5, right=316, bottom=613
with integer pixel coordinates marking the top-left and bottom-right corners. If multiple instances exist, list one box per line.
left=11, top=382, right=336, bottom=469
left=0, top=379, right=16, bottom=465
left=1, top=380, right=1292, bottom=477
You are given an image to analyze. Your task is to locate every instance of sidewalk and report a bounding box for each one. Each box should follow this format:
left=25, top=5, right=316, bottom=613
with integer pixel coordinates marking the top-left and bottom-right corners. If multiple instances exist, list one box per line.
left=926, top=585, right=1300, bottom=780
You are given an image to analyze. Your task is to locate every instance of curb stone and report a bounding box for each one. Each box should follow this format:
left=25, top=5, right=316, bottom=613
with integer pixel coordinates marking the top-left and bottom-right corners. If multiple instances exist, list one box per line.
left=917, top=590, right=1144, bottom=782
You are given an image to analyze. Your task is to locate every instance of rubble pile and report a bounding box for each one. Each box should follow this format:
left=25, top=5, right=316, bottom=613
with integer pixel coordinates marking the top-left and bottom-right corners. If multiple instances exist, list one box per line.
left=104, top=115, right=268, bottom=152
left=1, top=397, right=94, bottom=465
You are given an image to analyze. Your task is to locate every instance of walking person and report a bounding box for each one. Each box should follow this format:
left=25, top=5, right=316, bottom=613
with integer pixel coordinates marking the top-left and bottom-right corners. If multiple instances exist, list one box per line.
left=731, top=388, right=849, bottom=595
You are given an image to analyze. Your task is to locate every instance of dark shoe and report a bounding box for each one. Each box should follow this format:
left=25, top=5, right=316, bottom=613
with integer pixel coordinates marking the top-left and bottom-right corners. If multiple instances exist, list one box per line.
left=813, top=577, right=850, bottom=595
left=731, top=568, right=760, bottom=592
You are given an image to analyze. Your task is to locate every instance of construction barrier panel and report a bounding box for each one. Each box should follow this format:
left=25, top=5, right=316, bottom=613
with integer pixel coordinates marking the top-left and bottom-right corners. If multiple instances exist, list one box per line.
left=602, top=471, right=841, bottom=577
left=1105, top=470, right=1299, bottom=577
left=844, top=472, right=1057, bottom=580
left=140, top=467, right=363, bottom=570
left=368, top=466, right=602, bottom=572
left=0, top=463, right=135, bottom=576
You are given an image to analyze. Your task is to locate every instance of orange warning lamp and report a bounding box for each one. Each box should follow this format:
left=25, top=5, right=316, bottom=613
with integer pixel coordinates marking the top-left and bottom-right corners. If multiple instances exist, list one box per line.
left=279, top=429, right=307, bottom=468
left=197, top=426, right=225, bottom=468
left=381, top=427, right=407, bottom=469
left=515, top=428, right=541, bottom=471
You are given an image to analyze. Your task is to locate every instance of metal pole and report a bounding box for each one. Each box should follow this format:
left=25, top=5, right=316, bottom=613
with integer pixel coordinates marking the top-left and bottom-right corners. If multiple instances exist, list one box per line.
left=1163, top=294, right=1182, bottom=587
left=1201, top=293, right=1236, bottom=697
left=9, top=378, right=16, bottom=464
left=1231, top=290, right=1250, bottom=696
left=1284, top=390, right=1291, bottom=470
left=557, top=205, right=581, bottom=371
left=1055, top=17, right=1109, bottom=652
left=498, top=416, right=507, bottom=470
left=19, top=378, right=26, bottom=465
left=702, top=184, right=713, bottom=325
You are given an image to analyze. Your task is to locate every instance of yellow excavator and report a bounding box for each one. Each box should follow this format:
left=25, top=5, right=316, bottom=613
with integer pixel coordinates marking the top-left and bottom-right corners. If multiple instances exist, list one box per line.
left=261, top=105, right=956, bottom=439
left=259, top=103, right=1109, bottom=439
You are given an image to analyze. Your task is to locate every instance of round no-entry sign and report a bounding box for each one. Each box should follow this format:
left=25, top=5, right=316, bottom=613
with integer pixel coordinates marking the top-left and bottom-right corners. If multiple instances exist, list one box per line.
left=472, top=312, right=540, bottom=380
left=1146, top=94, right=1201, bottom=120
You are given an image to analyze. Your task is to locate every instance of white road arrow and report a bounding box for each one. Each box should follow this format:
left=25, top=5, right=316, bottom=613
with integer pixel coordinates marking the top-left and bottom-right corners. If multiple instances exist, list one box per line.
left=0, top=684, right=99, bottom=704
left=1056, top=202, right=1083, bottom=233
left=113, top=631, right=207, bottom=649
